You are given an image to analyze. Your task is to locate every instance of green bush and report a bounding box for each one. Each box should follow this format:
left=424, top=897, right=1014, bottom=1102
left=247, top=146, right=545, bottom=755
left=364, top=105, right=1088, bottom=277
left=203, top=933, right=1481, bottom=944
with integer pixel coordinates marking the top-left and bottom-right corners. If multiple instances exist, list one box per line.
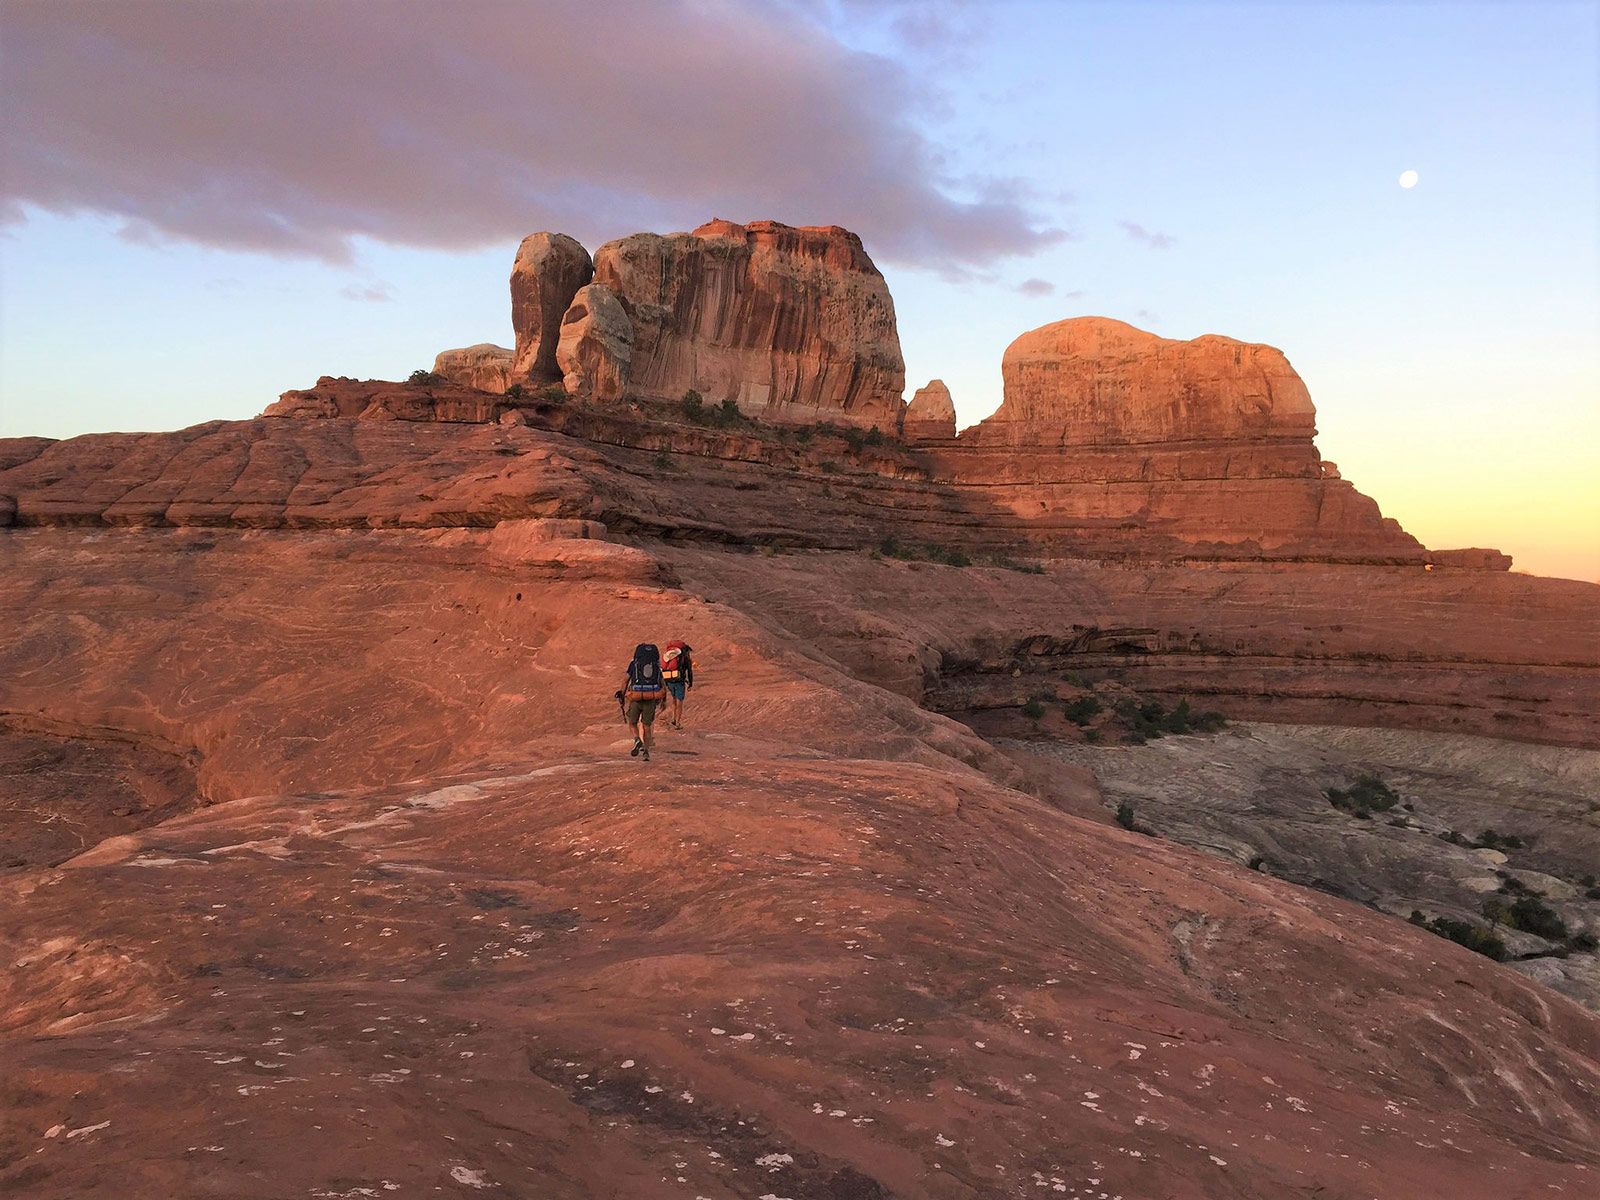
left=843, top=427, right=865, bottom=452
left=1484, top=893, right=1568, bottom=940
left=653, top=451, right=673, bottom=471
left=1113, top=697, right=1226, bottom=740
left=864, top=426, right=885, bottom=446
left=1416, top=914, right=1509, bottom=961
left=503, top=383, right=525, bottom=400
left=408, top=369, right=443, bottom=385
left=1062, top=696, right=1102, bottom=726
left=1115, top=800, right=1137, bottom=831
left=1476, top=828, right=1526, bottom=851
left=1325, top=775, right=1400, bottom=819
left=1020, top=698, right=1046, bottom=720
left=682, top=390, right=705, bottom=420
left=718, top=398, right=743, bottom=425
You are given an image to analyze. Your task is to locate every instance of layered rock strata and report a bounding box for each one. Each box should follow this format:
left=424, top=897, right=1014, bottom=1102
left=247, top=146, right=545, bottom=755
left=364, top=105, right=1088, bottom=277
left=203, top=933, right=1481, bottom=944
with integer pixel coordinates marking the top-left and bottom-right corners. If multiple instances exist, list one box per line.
left=930, top=317, right=1425, bottom=561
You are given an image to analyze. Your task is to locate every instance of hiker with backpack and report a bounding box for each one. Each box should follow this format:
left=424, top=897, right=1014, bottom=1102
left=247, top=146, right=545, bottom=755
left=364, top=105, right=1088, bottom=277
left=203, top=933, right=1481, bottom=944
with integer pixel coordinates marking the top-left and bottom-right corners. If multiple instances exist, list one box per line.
left=661, top=640, right=694, bottom=729
left=619, top=643, right=667, bottom=761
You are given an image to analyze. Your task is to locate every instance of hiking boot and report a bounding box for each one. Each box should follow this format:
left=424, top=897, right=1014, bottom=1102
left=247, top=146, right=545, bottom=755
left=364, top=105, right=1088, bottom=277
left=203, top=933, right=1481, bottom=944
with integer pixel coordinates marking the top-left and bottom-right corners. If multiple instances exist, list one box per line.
left=630, top=738, right=642, bottom=757
left=642, top=745, right=651, bottom=762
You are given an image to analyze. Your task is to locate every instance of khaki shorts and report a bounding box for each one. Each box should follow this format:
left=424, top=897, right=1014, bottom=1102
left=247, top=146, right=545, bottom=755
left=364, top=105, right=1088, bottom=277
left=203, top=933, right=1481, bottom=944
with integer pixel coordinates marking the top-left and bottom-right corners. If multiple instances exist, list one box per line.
left=625, top=699, right=658, bottom=725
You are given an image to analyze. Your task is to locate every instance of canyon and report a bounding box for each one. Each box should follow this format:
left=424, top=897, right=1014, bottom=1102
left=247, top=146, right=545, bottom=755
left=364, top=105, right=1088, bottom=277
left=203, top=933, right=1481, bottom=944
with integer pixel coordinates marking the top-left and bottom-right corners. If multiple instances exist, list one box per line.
left=2, top=220, right=1597, bottom=1199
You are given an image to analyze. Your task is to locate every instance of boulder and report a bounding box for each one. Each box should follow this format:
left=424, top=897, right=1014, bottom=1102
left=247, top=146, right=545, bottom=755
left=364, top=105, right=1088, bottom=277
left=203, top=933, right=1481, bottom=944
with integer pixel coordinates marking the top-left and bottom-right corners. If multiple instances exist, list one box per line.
left=904, top=379, right=957, bottom=441
left=592, top=219, right=905, bottom=429
left=433, top=343, right=514, bottom=393
left=1430, top=548, right=1514, bottom=571
left=510, top=232, right=594, bottom=383
left=556, top=283, right=633, bottom=403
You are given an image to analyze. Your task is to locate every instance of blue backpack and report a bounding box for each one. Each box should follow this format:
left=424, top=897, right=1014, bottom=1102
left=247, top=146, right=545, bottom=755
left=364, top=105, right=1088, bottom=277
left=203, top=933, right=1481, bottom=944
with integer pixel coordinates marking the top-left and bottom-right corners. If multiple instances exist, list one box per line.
left=624, top=643, right=665, bottom=701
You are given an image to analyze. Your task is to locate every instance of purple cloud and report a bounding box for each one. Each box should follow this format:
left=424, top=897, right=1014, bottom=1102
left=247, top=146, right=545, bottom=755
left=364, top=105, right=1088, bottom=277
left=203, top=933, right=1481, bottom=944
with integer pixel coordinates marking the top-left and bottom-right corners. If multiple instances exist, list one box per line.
left=1016, top=278, right=1055, bottom=296
left=1120, top=221, right=1177, bottom=250
left=1, top=1, right=1064, bottom=271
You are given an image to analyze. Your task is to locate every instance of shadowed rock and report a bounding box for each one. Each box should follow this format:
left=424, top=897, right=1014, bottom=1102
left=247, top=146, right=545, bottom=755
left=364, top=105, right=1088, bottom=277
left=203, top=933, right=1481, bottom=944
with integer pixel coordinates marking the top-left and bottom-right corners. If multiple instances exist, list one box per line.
left=557, top=283, right=633, bottom=403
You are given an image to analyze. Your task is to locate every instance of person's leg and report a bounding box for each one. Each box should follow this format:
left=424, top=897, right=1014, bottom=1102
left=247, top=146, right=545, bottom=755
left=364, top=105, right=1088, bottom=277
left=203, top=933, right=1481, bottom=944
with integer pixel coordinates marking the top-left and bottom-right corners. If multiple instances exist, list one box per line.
left=642, top=702, right=657, bottom=757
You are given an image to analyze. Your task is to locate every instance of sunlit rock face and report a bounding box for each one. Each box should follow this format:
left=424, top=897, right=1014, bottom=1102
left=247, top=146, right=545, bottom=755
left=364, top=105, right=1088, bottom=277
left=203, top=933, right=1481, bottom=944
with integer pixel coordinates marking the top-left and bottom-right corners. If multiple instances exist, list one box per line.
left=904, top=379, right=957, bottom=442
left=556, top=283, right=632, bottom=403
left=932, top=316, right=1423, bottom=562
left=987, top=317, right=1316, bottom=445
left=510, top=232, right=594, bottom=384
left=433, top=343, right=514, bottom=393
left=592, top=219, right=906, bottom=429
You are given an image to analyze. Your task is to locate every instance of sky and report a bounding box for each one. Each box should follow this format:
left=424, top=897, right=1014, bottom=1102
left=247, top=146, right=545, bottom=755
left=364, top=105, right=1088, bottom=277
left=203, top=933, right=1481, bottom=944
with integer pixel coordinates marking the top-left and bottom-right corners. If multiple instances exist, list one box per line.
left=2, top=0, right=1597, bottom=581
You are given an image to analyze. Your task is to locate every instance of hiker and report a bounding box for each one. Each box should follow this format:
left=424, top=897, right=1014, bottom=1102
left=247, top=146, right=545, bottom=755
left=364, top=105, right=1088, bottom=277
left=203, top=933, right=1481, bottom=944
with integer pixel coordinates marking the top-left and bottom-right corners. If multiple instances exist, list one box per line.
left=661, top=639, right=694, bottom=729
left=620, top=642, right=666, bottom=761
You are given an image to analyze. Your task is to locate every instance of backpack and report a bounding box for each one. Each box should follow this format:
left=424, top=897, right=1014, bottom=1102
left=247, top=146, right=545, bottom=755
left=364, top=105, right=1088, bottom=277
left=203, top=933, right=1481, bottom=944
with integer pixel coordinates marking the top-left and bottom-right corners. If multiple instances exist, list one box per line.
left=624, top=643, right=666, bottom=701
left=662, top=640, right=691, bottom=681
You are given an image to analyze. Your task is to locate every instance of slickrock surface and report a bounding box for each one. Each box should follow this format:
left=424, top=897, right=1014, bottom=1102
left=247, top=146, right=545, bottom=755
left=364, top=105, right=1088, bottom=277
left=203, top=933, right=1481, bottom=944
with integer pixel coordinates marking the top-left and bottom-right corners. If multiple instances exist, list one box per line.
left=593, top=219, right=906, bottom=428
left=510, top=232, right=594, bottom=384
left=904, top=379, right=957, bottom=441
left=1031, top=723, right=1600, bottom=1007
left=557, top=282, right=633, bottom=403
left=3, top=526, right=1599, bottom=1198
left=432, top=342, right=515, bottom=393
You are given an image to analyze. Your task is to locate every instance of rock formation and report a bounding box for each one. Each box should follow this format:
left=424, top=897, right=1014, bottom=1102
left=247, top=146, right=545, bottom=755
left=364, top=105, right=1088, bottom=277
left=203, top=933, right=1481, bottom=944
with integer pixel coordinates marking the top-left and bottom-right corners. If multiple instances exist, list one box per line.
left=933, top=317, right=1423, bottom=561
left=509, top=232, right=593, bottom=383
left=590, top=218, right=905, bottom=428
left=556, top=282, right=632, bottom=403
left=904, top=378, right=957, bottom=441
left=988, top=317, right=1315, bottom=444
left=432, top=342, right=514, bottom=393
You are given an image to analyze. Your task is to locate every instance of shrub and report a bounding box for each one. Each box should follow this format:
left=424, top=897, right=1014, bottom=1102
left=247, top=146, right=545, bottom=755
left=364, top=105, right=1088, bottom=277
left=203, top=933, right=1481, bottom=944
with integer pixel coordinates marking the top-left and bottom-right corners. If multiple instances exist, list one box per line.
left=843, top=427, right=866, bottom=452
left=682, top=390, right=705, bottom=421
left=503, top=383, right=525, bottom=400
left=1422, top=915, right=1509, bottom=961
left=717, top=398, right=744, bottom=425
left=1062, top=695, right=1102, bottom=726
left=653, top=451, right=673, bottom=471
left=1325, top=774, right=1400, bottom=819
left=819, top=461, right=839, bottom=473
left=1112, top=697, right=1224, bottom=739
left=1114, top=800, right=1137, bottom=831
left=1476, top=828, right=1525, bottom=851
left=1020, top=697, right=1046, bottom=720
left=793, top=426, right=814, bottom=444
left=1484, top=893, right=1569, bottom=941
left=408, top=369, right=443, bottom=385
left=1570, top=931, right=1599, bottom=953
left=540, top=384, right=567, bottom=402
left=864, top=426, right=885, bottom=447
left=924, top=544, right=971, bottom=568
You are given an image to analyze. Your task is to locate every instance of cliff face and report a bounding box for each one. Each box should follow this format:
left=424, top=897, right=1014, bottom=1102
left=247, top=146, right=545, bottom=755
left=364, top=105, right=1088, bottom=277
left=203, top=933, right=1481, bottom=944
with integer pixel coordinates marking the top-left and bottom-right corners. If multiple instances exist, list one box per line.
left=589, top=219, right=906, bottom=429
left=933, top=317, right=1422, bottom=561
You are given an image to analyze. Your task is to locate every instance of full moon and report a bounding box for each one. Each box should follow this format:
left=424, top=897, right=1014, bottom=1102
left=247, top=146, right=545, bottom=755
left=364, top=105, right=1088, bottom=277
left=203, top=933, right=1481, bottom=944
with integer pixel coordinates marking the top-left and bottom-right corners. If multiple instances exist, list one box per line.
left=1399, top=169, right=1419, bottom=189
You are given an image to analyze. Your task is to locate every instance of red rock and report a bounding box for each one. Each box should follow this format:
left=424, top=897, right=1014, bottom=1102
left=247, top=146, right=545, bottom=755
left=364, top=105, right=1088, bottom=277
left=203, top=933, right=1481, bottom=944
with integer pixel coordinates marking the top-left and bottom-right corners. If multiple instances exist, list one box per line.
left=556, top=282, right=632, bottom=403
left=904, top=378, right=957, bottom=441
left=1, top=525, right=1597, bottom=1197
left=1430, top=547, right=1514, bottom=571
left=936, top=317, right=1426, bottom=562
left=509, top=232, right=593, bottom=383
left=432, top=342, right=514, bottom=393
left=593, top=219, right=906, bottom=428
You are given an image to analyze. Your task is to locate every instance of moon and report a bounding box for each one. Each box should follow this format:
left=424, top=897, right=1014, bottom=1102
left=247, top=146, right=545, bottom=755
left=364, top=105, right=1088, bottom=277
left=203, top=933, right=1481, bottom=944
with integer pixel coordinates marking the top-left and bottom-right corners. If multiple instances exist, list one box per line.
left=1399, top=169, right=1419, bottom=189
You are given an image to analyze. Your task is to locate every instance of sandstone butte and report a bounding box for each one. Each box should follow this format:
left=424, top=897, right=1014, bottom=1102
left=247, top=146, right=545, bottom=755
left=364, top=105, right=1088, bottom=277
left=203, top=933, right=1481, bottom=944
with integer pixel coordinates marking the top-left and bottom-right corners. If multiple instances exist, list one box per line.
left=2, top=220, right=1599, bottom=1199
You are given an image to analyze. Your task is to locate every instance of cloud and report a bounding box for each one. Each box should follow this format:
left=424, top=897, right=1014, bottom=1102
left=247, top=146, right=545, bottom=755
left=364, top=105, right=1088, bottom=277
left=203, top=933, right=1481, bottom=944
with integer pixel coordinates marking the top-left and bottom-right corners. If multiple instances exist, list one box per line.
left=1, top=0, right=1064, bottom=272
left=1016, top=278, right=1054, bottom=296
left=339, top=283, right=394, bottom=303
left=1119, top=221, right=1177, bottom=250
